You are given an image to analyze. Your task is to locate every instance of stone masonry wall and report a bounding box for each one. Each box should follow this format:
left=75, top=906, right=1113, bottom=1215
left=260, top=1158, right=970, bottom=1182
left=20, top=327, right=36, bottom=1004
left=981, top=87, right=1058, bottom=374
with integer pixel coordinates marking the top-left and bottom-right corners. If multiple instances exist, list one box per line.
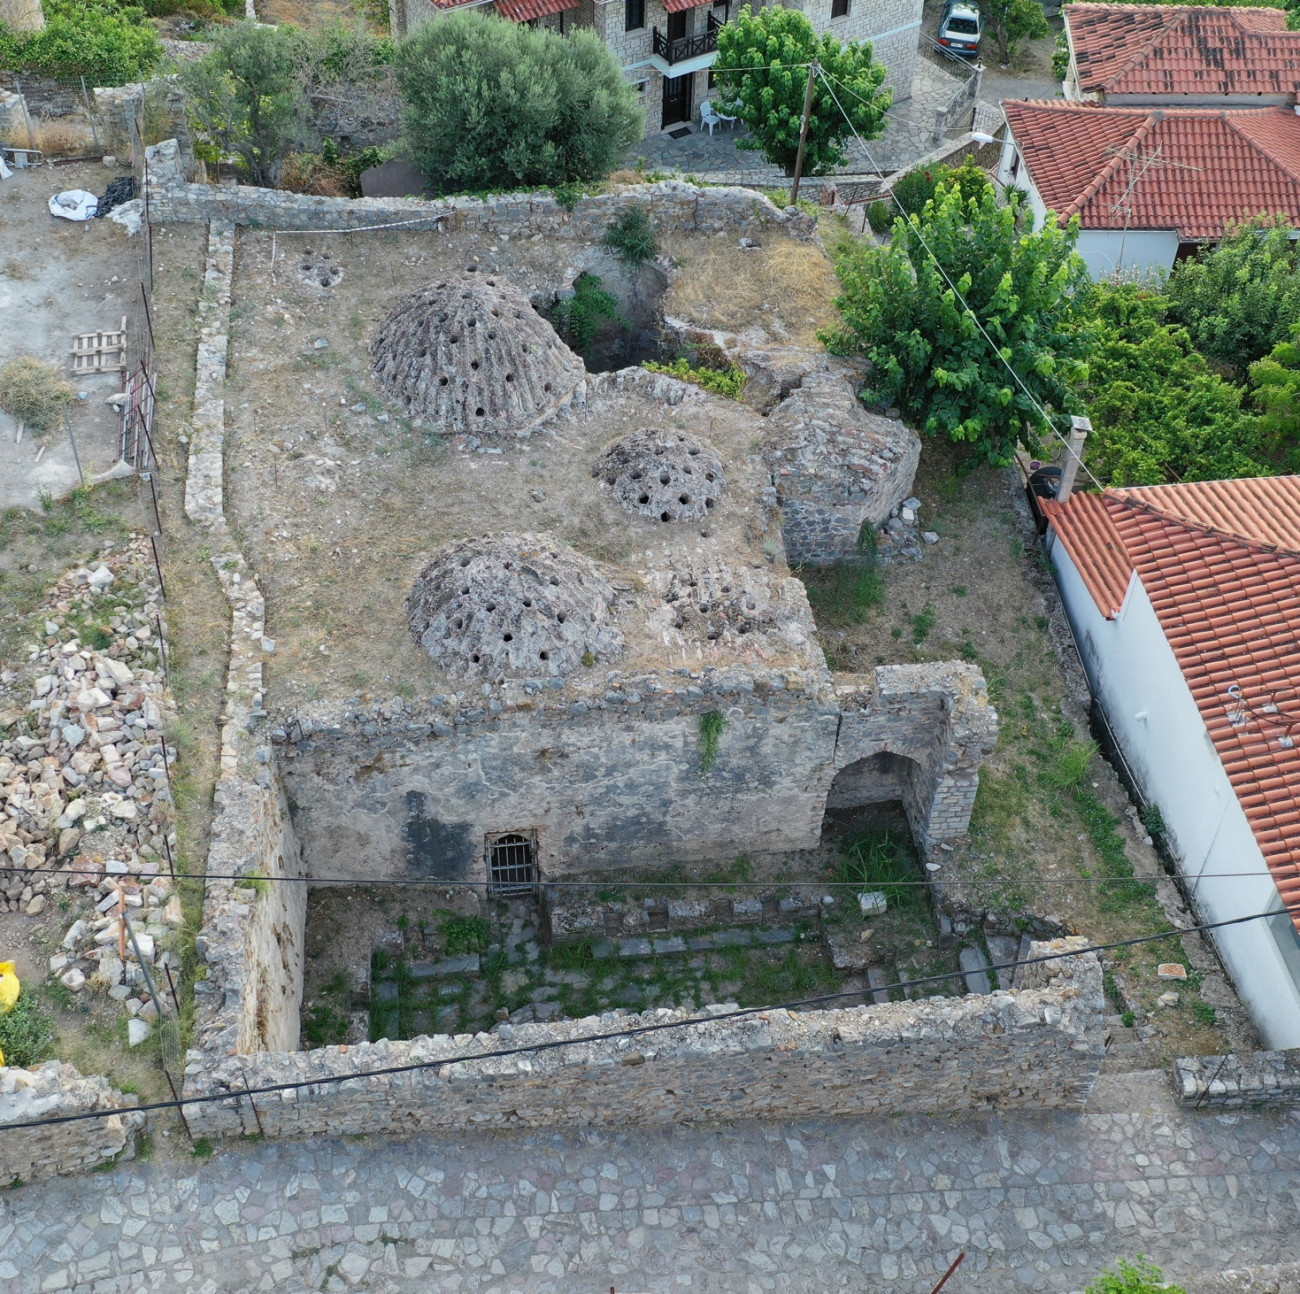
left=0, top=1062, right=143, bottom=1184
left=1174, top=1050, right=1300, bottom=1109
left=184, top=218, right=308, bottom=1066
left=274, top=661, right=997, bottom=883
left=144, top=139, right=815, bottom=238
left=182, top=939, right=1104, bottom=1139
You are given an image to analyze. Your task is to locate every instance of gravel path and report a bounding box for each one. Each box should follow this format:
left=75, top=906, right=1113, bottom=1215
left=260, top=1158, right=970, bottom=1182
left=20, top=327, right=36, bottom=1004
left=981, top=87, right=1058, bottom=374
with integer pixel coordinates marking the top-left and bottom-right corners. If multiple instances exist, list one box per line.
left=5, top=1073, right=1300, bottom=1293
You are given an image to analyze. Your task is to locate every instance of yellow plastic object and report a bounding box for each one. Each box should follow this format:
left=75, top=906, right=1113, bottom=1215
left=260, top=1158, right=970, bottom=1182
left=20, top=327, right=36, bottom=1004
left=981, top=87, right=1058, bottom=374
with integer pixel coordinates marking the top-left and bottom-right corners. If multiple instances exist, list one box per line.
left=0, top=962, right=19, bottom=1016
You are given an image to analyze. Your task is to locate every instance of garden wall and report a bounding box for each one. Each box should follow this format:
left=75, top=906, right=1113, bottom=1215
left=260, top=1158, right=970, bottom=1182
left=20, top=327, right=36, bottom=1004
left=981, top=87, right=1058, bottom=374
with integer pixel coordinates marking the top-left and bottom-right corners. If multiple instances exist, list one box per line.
left=1174, top=1050, right=1300, bottom=1108
left=0, top=1063, right=143, bottom=1184
left=143, top=139, right=816, bottom=239
left=181, top=938, right=1105, bottom=1139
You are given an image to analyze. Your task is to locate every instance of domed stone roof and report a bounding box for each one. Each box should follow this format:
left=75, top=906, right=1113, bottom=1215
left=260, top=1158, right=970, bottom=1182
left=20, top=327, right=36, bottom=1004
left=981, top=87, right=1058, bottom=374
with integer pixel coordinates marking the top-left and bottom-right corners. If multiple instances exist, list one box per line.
left=592, top=429, right=727, bottom=523
left=407, top=534, right=624, bottom=679
left=371, top=270, right=584, bottom=437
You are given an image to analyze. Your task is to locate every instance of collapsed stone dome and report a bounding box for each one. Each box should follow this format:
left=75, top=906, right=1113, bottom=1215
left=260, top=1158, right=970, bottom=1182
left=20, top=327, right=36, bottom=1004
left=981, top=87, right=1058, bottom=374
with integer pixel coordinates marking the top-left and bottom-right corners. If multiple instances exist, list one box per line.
left=407, top=534, right=624, bottom=679
left=592, top=428, right=727, bottom=522
left=371, top=270, right=584, bottom=437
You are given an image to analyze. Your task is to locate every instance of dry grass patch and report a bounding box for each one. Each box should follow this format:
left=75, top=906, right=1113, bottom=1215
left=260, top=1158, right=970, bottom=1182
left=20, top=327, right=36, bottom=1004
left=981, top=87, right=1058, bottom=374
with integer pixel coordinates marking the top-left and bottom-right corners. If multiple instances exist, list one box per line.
left=30, top=118, right=95, bottom=158
left=0, top=356, right=74, bottom=434
left=664, top=238, right=839, bottom=347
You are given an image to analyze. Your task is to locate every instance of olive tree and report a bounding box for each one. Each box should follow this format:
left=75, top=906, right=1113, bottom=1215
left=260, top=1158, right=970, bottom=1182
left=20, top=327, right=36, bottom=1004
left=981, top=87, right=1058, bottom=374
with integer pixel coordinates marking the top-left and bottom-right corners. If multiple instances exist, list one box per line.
left=395, top=11, right=643, bottom=193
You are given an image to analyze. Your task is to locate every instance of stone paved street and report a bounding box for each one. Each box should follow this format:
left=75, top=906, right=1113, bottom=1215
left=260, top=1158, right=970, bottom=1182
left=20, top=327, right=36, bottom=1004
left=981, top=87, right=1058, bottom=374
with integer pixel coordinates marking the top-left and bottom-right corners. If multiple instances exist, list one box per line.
left=4, top=1075, right=1300, bottom=1293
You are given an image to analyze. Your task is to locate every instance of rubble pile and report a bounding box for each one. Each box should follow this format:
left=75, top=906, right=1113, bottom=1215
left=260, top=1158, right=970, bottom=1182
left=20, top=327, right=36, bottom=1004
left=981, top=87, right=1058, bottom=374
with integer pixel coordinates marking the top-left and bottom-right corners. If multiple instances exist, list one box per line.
left=0, top=537, right=179, bottom=1038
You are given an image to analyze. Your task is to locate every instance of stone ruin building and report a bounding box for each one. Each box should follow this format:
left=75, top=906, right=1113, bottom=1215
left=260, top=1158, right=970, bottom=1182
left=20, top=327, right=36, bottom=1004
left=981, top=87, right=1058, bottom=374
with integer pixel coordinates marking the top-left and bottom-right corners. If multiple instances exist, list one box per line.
left=271, top=266, right=997, bottom=895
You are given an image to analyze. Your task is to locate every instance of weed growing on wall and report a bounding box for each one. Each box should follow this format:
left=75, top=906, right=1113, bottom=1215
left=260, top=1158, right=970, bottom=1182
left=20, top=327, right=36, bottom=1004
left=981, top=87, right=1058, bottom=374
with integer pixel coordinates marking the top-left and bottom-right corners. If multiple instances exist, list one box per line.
left=604, top=207, right=658, bottom=265
left=551, top=273, right=623, bottom=356
left=699, top=710, right=727, bottom=775
left=643, top=357, right=746, bottom=400
left=438, top=912, right=491, bottom=956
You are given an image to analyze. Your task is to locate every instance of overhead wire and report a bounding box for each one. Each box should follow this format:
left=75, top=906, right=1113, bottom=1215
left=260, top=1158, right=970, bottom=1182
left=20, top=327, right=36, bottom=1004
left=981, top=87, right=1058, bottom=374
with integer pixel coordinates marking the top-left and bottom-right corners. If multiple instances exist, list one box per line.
left=815, top=69, right=1107, bottom=492
left=0, top=906, right=1279, bottom=1133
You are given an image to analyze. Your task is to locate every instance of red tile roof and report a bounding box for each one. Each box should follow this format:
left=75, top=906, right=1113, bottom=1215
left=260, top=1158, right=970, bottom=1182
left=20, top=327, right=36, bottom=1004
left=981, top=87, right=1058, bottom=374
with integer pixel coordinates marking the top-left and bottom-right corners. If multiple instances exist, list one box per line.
left=1046, top=477, right=1300, bottom=925
left=1066, top=3, right=1300, bottom=100
left=494, top=0, right=578, bottom=20
left=1004, top=101, right=1300, bottom=240
left=663, top=0, right=711, bottom=13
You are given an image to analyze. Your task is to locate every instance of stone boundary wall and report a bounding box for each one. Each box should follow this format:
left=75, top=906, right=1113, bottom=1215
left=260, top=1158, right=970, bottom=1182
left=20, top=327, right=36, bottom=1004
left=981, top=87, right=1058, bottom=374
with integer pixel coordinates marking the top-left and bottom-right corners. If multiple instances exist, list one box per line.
left=182, top=939, right=1104, bottom=1139
left=183, top=218, right=308, bottom=1069
left=1174, top=1050, right=1300, bottom=1108
left=0, top=1062, right=143, bottom=1184
left=143, top=139, right=815, bottom=240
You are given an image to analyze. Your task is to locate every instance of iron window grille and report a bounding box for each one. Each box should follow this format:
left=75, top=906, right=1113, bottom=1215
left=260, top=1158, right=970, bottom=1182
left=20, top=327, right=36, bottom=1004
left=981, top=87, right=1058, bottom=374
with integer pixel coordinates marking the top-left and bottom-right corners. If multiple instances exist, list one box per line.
left=488, top=832, right=538, bottom=896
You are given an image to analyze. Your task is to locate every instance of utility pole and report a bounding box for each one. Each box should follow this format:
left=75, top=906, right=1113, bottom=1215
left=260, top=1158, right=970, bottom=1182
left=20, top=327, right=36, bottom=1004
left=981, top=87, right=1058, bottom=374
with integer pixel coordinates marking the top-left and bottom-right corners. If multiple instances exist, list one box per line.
left=789, top=60, right=819, bottom=207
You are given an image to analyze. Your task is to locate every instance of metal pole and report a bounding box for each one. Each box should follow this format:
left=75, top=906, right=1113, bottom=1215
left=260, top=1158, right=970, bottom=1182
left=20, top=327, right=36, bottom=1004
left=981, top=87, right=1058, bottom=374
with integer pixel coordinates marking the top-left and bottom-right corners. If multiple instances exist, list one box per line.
left=789, top=61, right=819, bottom=207
left=81, top=77, right=100, bottom=154
left=929, top=1253, right=966, bottom=1294
left=65, top=409, right=85, bottom=487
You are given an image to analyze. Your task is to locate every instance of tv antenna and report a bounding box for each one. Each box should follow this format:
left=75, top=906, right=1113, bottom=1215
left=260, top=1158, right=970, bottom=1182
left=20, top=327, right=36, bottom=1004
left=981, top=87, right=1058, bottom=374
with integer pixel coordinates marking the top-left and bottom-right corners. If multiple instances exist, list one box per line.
left=1225, top=683, right=1300, bottom=749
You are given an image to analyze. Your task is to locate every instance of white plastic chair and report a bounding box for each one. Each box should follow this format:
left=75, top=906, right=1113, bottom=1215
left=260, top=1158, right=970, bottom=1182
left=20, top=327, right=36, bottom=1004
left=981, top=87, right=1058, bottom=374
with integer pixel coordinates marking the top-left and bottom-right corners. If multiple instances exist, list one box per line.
left=700, top=100, right=724, bottom=136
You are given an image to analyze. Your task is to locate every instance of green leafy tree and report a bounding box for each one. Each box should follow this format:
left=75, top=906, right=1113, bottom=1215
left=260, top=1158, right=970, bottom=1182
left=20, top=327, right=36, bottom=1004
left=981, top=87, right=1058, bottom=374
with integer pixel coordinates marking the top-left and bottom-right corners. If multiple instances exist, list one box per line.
left=0, top=0, right=160, bottom=83
left=712, top=5, right=891, bottom=177
left=395, top=11, right=643, bottom=194
left=180, top=23, right=316, bottom=187
left=1248, top=322, right=1300, bottom=468
left=1164, top=216, right=1300, bottom=374
left=1073, top=282, right=1273, bottom=485
left=1086, top=1256, right=1187, bottom=1294
left=823, top=180, right=1089, bottom=466
left=981, top=0, right=1049, bottom=63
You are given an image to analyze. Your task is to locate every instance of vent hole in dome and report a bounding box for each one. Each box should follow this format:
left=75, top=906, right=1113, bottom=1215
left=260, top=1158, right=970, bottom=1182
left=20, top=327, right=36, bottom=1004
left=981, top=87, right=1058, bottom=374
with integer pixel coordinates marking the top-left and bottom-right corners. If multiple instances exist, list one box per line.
left=679, top=494, right=690, bottom=505
left=503, top=633, right=513, bottom=642
left=453, top=617, right=463, bottom=628
left=638, top=494, right=650, bottom=505
left=460, top=557, right=471, bottom=567
left=539, top=650, right=549, bottom=660
left=689, top=447, right=700, bottom=456
left=523, top=598, right=532, bottom=607
left=705, top=498, right=715, bottom=509
left=471, top=653, right=480, bottom=662
left=550, top=576, right=559, bottom=585
left=705, top=472, right=715, bottom=482
left=659, top=472, right=670, bottom=485
left=557, top=612, right=566, bottom=623
left=660, top=511, right=671, bottom=523
left=438, top=377, right=448, bottom=386
left=505, top=373, right=514, bottom=383
left=485, top=603, right=496, bottom=612
left=471, top=360, right=480, bottom=370
left=476, top=407, right=486, bottom=417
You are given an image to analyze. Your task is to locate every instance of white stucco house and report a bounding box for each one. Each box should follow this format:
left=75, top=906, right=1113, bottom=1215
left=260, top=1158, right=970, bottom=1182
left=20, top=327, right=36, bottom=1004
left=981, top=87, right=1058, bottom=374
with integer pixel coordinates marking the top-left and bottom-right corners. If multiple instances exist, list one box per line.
left=1042, top=477, right=1300, bottom=1049
left=996, top=100, right=1300, bottom=279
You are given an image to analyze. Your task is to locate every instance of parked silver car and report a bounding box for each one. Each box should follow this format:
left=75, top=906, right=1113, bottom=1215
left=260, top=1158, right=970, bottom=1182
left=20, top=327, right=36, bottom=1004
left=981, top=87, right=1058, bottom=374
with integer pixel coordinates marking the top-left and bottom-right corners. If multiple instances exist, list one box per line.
left=937, top=0, right=982, bottom=58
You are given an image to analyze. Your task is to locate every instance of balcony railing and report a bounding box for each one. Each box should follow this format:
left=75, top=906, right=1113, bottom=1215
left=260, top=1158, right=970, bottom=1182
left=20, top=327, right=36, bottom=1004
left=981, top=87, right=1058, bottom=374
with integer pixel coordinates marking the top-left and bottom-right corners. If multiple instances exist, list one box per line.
left=652, top=14, right=721, bottom=65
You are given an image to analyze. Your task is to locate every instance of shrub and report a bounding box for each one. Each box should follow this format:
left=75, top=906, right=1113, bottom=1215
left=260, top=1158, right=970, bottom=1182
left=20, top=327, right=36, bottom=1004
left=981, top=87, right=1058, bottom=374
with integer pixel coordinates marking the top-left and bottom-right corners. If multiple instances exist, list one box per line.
left=0, top=356, right=74, bottom=434
left=396, top=11, right=643, bottom=194
left=824, top=180, right=1089, bottom=467
left=1086, top=1257, right=1186, bottom=1294
left=604, top=207, right=658, bottom=265
left=643, top=357, right=746, bottom=400
left=1074, top=281, right=1273, bottom=485
left=0, top=0, right=161, bottom=84
left=0, top=992, right=54, bottom=1070
left=866, top=200, right=892, bottom=234
left=699, top=710, right=727, bottom=774
left=551, top=272, right=623, bottom=355
left=890, top=166, right=940, bottom=217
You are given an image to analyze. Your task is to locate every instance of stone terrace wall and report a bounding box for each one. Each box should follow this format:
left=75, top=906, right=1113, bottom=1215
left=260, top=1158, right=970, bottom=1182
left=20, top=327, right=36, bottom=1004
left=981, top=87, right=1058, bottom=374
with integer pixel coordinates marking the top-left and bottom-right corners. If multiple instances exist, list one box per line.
left=0, top=1062, right=143, bottom=1184
left=143, top=139, right=815, bottom=239
left=1174, top=1050, right=1300, bottom=1108
left=183, top=939, right=1104, bottom=1139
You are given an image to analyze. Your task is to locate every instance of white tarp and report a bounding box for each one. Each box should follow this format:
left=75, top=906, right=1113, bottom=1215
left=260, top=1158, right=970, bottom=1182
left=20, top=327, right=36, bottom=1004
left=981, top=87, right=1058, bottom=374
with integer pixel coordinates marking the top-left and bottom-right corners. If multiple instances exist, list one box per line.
left=48, top=189, right=98, bottom=221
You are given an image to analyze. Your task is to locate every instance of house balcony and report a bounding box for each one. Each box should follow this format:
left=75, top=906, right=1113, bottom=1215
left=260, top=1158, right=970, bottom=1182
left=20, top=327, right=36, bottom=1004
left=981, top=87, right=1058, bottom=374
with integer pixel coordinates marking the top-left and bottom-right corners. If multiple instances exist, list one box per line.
left=650, top=13, right=721, bottom=75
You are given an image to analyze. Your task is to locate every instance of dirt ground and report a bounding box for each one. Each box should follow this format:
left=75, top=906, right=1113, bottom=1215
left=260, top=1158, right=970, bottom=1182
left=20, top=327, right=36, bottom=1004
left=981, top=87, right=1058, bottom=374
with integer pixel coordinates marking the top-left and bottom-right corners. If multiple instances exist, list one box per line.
left=0, top=161, right=146, bottom=510
left=223, top=223, right=831, bottom=708
left=806, top=445, right=1255, bottom=1064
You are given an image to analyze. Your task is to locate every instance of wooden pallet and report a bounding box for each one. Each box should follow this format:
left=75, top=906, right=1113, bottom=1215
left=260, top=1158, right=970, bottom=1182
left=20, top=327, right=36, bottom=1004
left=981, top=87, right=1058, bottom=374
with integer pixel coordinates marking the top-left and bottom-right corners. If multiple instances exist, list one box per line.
left=71, top=316, right=127, bottom=374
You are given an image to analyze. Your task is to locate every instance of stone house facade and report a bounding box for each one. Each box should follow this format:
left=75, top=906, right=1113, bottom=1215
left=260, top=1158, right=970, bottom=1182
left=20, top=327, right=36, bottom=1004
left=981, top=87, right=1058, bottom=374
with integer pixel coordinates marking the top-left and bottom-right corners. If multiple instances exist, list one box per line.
left=397, top=0, right=920, bottom=137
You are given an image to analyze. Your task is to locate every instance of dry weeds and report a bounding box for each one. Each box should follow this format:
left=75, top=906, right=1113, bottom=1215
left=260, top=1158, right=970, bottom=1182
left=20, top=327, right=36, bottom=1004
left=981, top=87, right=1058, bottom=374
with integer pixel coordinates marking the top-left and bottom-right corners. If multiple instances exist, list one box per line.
left=30, top=118, right=95, bottom=158
left=664, top=238, right=840, bottom=348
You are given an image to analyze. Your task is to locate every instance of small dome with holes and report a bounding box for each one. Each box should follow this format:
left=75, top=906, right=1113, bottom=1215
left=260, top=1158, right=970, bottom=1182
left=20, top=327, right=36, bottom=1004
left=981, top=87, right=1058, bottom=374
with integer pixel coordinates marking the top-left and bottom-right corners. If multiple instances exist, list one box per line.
left=592, top=429, right=727, bottom=523
left=371, top=270, right=584, bottom=437
left=407, top=534, right=624, bottom=679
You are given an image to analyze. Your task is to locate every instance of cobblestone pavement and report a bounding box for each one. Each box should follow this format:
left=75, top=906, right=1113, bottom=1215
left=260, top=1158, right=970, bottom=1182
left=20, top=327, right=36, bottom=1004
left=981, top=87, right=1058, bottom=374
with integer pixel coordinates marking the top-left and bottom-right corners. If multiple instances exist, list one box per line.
left=632, top=65, right=973, bottom=184
left=5, top=1076, right=1300, bottom=1293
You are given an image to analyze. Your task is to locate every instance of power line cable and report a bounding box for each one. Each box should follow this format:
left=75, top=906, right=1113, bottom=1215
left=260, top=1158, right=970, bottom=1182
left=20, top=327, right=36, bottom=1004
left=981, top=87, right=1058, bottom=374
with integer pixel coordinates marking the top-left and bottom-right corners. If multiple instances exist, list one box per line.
left=0, top=905, right=1276, bottom=1134
left=817, top=70, right=1107, bottom=493
left=0, top=864, right=1284, bottom=888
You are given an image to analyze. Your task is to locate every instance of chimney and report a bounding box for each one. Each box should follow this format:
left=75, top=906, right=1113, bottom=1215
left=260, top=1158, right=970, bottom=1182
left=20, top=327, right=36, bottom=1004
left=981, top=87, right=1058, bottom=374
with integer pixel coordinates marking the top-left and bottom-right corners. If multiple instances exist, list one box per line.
left=1057, top=415, right=1090, bottom=504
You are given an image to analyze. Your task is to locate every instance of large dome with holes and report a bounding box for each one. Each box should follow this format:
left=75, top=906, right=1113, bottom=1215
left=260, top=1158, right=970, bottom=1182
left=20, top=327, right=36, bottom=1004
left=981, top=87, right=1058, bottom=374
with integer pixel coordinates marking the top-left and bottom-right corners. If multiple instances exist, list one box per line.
left=407, top=534, right=624, bottom=679
left=371, top=270, right=585, bottom=437
left=592, top=428, right=727, bottom=523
